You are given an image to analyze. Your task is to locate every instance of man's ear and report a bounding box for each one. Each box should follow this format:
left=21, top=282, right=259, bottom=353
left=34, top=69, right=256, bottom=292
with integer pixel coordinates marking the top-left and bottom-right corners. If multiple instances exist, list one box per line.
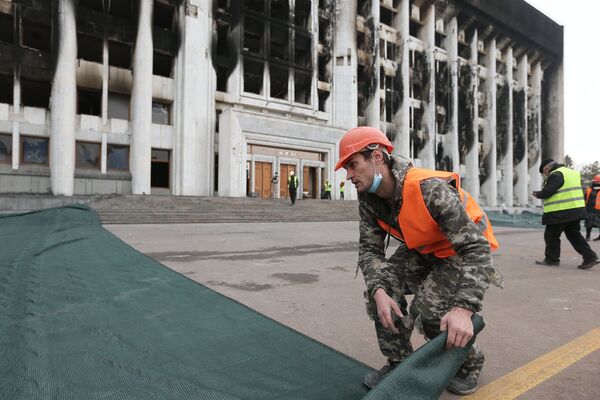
left=372, top=149, right=384, bottom=163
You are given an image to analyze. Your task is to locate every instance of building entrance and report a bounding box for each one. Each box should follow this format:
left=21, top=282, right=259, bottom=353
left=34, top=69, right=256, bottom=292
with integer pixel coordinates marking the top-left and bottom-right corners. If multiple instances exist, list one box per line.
left=279, top=164, right=296, bottom=199
left=254, top=161, right=273, bottom=198
left=303, top=166, right=318, bottom=199
left=151, top=149, right=170, bottom=189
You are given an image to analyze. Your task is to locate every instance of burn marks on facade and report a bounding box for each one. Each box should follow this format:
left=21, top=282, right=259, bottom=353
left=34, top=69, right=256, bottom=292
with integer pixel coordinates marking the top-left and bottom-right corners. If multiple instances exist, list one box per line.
left=458, top=63, right=474, bottom=164
left=496, top=81, right=510, bottom=161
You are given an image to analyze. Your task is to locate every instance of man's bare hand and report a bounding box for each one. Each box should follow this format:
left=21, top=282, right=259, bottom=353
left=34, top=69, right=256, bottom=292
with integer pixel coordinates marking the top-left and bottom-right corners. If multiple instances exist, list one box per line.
left=440, top=307, right=474, bottom=350
left=373, top=288, right=403, bottom=334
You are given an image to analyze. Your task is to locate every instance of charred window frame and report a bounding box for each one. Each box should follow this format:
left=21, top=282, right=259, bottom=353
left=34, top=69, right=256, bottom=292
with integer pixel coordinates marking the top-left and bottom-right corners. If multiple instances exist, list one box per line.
left=294, top=69, right=311, bottom=105
left=152, top=100, right=171, bottom=125
left=243, top=15, right=265, bottom=55
left=77, top=33, right=103, bottom=63
left=243, top=56, right=264, bottom=95
left=0, top=12, right=14, bottom=44
left=78, top=0, right=104, bottom=12
left=107, top=144, right=130, bottom=171
left=245, top=0, right=265, bottom=15
left=21, top=78, right=51, bottom=109
left=270, top=0, right=290, bottom=21
left=108, top=41, right=132, bottom=69
left=107, top=92, right=131, bottom=120
left=0, top=74, right=13, bottom=104
left=75, top=141, right=101, bottom=169
left=21, top=136, right=49, bottom=165
left=22, top=19, right=51, bottom=53
left=294, top=0, right=311, bottom=31
left=153, top=51, right=174, bottom=77
left=269, top=63, right=288, bottom=100
left=294, top=30, right=311, bottom=69
left=77, top=88, right=102, bottom=116
left=270, top=22, right=290, bottom=62
left=0, top=134, right=12, bottom=164
left=109, top=0, right=133, bottom=19
left=154, top=1, right=175, bottom=31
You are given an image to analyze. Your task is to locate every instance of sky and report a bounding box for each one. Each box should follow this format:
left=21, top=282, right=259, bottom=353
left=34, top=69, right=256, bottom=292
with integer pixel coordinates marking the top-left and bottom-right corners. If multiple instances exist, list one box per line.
left=524, top=0, right=600, bottom=166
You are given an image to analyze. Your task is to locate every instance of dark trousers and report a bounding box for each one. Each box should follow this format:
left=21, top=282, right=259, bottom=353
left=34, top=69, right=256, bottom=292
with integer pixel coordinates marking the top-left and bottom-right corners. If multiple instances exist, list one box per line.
left=289, top=189, right=297, bottom=205
left=544, top=220, right=597, bottom=263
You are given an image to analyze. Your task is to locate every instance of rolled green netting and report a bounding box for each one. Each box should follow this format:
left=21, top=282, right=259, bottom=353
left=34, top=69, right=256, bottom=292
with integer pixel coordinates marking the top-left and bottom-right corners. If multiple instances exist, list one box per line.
left=0, top=206, right=484, bottom=400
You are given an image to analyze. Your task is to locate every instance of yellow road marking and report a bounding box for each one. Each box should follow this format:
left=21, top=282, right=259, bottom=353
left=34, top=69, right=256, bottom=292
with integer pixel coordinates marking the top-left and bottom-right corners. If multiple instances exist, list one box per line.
left=465, top=327, right=600, bottom=400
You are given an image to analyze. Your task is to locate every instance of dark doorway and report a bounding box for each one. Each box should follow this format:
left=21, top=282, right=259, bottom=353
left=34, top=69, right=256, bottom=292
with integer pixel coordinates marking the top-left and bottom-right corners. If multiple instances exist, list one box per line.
left=151, top=149, right=170, bottom=188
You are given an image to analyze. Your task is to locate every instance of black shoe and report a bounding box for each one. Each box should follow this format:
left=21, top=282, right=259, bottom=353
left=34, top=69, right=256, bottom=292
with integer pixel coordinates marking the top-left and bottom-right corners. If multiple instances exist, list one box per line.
left=586, top=236, right=591, bottom=241
left=577, top=258, right=600, bottom=270
left=535, top=259, right=560, bottom=266
left=363, top=361, right=398, bottom=389
left=447, top=374, right=479, bottom=395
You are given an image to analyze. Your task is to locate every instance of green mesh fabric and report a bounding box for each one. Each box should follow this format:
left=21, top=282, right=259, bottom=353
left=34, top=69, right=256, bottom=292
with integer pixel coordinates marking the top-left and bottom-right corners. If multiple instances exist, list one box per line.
left=0, top=205, right=483, bottom=399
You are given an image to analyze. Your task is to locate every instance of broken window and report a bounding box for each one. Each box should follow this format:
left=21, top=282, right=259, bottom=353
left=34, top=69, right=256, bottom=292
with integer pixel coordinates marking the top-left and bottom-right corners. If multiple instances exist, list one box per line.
left=78, top=0, right=104, bottom=12
left=75, top=141, right=101, bottom=169
left=0, top=134, right=12, bottom=164
left=270, top=0, right=289, bottom=20
left=21, top=136, right=49, bottom=165
left=269, top=64, right=288, bottom=99
left=0, top=74, right=13, bottom=104
left=0, top=13, right=13, bottom=44
left=110, top=0, right=133, bottom=19
left=294, top=69, right=311, bottom=104
left=21, top=79, right=51, bottom=108
left=270, top=23, right=289, bottom=61
left=153, top=51, right=173, bottom=77
left=22, top=20, right=51, bottom=53
left=77, top=33, right=103, bottom=63
left=109, top=41, right=132, bottom=69
left=152, top=101, right=171, bottom=125
left=294, top=31, right=311, bottom=68
left=244, top=16, right=264, bottom=55
left=107, top=144, right=129, bottom=170
left=107, top=92, right=130, bottom=120
left=154, top=1, right=174, bottom=31
left=78, top=88, right=102, bottom=116
left=243, top=56, right=264, bottom=94
left=381, top=7, right=393, bottom=26
left=294, top=0, right=311, bottom=30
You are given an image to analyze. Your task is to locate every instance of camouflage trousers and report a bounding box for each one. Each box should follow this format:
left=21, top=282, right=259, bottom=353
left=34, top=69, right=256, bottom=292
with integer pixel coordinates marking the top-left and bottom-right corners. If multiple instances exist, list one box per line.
left=364, top=245, right=485, bottom=381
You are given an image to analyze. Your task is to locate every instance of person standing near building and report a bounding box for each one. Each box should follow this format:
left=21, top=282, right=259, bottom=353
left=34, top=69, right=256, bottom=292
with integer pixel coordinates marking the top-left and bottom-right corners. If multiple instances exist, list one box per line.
left=324, top=180, right=332, bottom=200
left=340, top=181, right=345, bottom=200
left=335, top=126, right=502, bottom=395
left=532, top=159, right=599, bottom=269
left=584, top=175, right=600, bottom=241
left=288, top=171, right=299, bottom=205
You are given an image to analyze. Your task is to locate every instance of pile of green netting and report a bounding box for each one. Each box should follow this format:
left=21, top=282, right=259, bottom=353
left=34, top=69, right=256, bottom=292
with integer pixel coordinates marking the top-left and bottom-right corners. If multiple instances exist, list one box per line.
left=486, top=210, right=543, bottom=228
left=0, top=205, right=481, bottom=400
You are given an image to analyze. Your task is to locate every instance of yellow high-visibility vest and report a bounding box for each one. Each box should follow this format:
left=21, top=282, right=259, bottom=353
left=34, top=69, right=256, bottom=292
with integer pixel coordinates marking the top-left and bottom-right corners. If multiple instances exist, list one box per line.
left=543, top=167, right=585, bottom=213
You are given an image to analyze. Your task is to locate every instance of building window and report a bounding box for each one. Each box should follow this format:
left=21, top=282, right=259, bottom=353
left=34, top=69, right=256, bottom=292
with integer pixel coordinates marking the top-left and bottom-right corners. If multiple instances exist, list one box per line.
left=0, top=134, right=12, bottom=164
left=21, top=79, right=51, bottom=109
left=77, top=33, right=103, bottom=63
left=108, top=41, right=132, bottom=69
left=107, top=92, right=130, bottom=120
left=0, top=13, right=14, bottom=44
left=22, top=20, right=51, bottom=53
left=153, top=51, right=173, bottom=77
left=154, top=2, right=174, bottom=31
left=0, top=74, right=13, bottom=104
left=75, top=141, right=101, bottom=169
left=107, top=144, right=129, bottom=171
left=152, top=101, right=171, bottom=125
left=78, top=88, right=102, bottom=116
left=243, top=56, right=264, bottom=94
left=78, top=0, right=104, bottom=12
left=21, top=136, right=49, bottom=165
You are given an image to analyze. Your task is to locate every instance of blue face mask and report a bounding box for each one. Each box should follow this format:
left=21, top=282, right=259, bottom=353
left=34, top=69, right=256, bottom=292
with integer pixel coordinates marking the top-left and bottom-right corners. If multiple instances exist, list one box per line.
left=367, top=173, right=382, bottom=193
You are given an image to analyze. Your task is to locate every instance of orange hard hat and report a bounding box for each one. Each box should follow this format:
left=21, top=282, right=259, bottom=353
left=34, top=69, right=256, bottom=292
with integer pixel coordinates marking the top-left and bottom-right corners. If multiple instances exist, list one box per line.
left=335, top=126, right=394, bottom=170
left=593, top=175, right=600, bottom=183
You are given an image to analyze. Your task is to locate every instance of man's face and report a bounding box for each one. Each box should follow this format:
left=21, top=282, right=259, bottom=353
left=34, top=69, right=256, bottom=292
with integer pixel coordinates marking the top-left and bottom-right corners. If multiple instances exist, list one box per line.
left=344, top=152, right=374, bottom=193
left=542, top=164, right=552, bottom=177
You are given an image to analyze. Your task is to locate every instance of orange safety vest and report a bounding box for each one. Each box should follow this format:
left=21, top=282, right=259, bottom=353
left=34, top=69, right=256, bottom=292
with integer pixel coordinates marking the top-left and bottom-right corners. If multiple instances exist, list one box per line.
left=585, top=187, right=600, bottom=210
left=377, top=168, right=499, bottom=258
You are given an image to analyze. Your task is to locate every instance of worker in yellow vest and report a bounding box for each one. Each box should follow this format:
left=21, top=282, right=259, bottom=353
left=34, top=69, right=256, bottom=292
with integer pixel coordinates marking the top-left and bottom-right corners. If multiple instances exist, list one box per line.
left=323, top=180, right=332, bottom=200
left=339, top=181, right=345, bottom=200
left=533, top=159, right=599, bottom=269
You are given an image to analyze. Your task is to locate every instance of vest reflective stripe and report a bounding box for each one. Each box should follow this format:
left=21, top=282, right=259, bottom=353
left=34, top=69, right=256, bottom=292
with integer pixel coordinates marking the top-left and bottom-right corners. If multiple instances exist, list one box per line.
left=585, top=188, right=600, bottom=210
left=376, top=168, right=499, bottom=258
left=543, top=167, right=586, bottom=213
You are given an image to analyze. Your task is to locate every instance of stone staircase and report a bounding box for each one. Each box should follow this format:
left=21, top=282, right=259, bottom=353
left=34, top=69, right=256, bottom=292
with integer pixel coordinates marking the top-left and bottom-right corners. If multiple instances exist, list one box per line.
left=89, top=195, right=360, bottom=224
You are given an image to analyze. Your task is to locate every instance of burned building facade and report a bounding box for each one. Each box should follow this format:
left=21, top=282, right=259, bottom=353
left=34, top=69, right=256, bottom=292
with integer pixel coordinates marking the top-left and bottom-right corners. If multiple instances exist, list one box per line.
left=0, top=0, right=563, bottom=207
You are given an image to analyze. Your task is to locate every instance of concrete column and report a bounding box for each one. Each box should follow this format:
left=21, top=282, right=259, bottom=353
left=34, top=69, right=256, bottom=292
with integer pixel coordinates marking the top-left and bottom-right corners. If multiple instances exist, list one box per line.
left=543, top=62, right=564, bottom=160
left=480, top=39, right=497, bottom=206
left=101, top=37, right=108, bottom=125
left=446, top=17, right=459, bottom=172
left=417, top=5, right=435, bottom=168
left=173, top=0, right=215, bottom=195
left=218, top=108, right=246, bottom=197
left=392, top=0, right=410, bottom=157
left=130, top=0, right=153, bottom=195
left=332, top=0, right=357, bottom=130
left=364, top=0, right=380, bottom=128
left=514, top=55, right=528, bottom=206
left=463, top=30, right=479, bottom=199
left=50, top=0, right=77, bottom=195
left=500, top=47, right=514, bottom=207
left=528, top=63, right=543, bottom=204
left=12, top=71, right=20, bottom=170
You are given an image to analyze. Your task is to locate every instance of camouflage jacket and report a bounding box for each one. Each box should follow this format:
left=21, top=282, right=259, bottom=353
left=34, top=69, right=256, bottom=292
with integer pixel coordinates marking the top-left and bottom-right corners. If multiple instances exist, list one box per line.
left=357, top=156, right=502, bottom=313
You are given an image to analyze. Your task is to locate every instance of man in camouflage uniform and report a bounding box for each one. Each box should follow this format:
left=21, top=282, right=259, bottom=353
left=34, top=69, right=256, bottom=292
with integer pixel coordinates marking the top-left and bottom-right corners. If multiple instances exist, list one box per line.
left=336, top=127, right=502, bottom=395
